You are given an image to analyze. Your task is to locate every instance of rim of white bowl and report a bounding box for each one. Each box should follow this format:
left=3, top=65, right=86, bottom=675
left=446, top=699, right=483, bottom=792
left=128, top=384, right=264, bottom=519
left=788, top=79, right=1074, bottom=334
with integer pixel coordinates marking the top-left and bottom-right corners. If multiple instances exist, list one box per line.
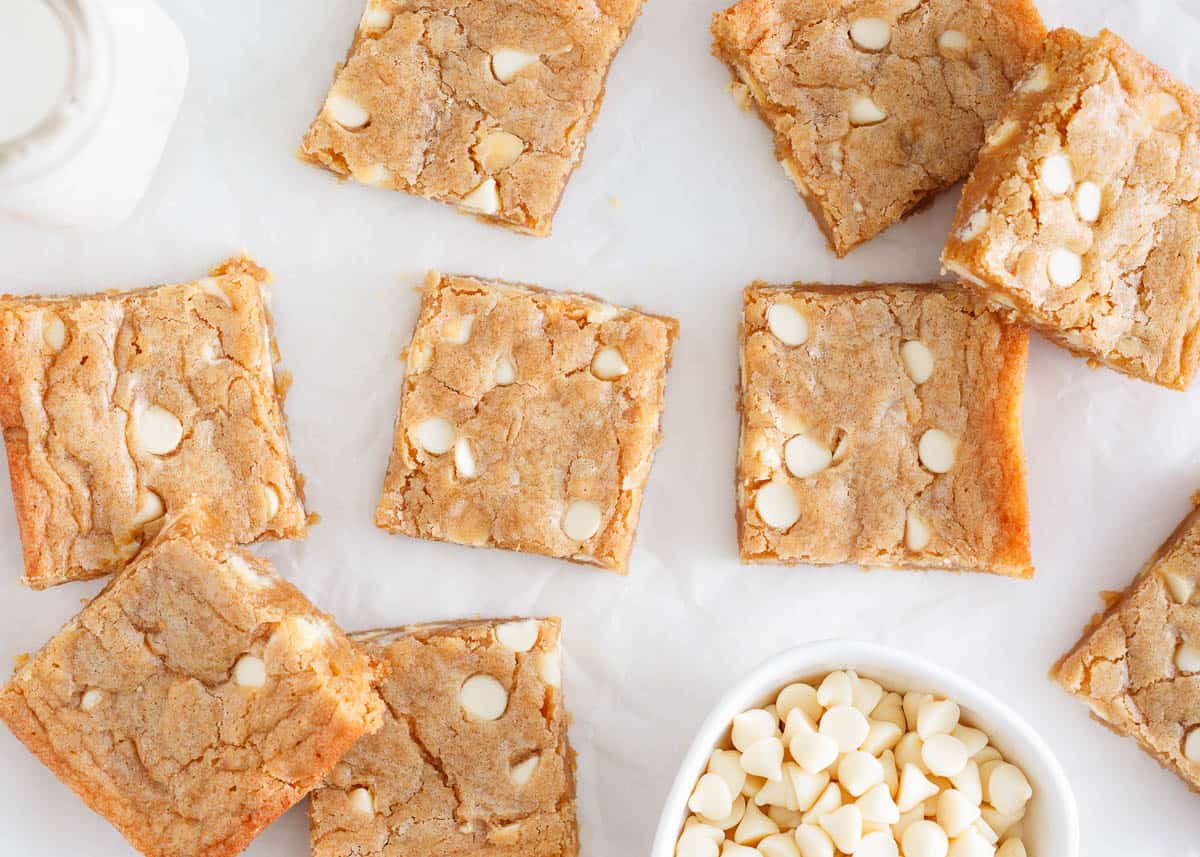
left=650, top=638, right=1079, bottom=857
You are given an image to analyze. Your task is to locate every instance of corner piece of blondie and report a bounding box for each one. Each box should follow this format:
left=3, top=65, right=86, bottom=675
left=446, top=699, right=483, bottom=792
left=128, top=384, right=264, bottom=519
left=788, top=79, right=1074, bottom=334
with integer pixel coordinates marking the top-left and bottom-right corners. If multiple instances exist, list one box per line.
left=0, top=505, right=384, bottom=857
left=1055, top=503, right=1200, bottom=793
left=309, top=618, right=576, bottom=857
left=738, top=282, right=1031, bottom=576
left=299, top=0, right=644, bottom=236
left=0, top=255, right=308, bottom=588
left=712, top=0, right=1045, bottom=256
left=943, top=29, right=1200, bottom=390
left=375, top=272, right=677, bottom=573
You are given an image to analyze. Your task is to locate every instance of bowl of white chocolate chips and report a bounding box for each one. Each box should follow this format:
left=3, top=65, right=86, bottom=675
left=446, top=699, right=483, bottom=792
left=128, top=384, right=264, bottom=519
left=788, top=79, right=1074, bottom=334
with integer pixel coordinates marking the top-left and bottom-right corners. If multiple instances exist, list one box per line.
left=652, top=641, right=1077, bottom=857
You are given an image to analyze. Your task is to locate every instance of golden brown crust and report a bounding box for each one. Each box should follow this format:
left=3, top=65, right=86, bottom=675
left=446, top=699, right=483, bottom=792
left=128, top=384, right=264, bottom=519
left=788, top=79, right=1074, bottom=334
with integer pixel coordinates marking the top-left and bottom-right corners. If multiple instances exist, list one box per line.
left=712, top=0, right=1045, bottom=256
left=309, top=617, right=577, bottom=857
left=943, top=28, right=1200, bottom=389
left=298, top=0, right=643, bottom=236
left=0, top=505, right=384, bottom=857
left=1054, top=503, right=1200, bottom=793
left=375, top=272, right=677, bottom=573
left=737, top=282, right=1032, bottom=576
left=0, top=255, right=308, bottom=587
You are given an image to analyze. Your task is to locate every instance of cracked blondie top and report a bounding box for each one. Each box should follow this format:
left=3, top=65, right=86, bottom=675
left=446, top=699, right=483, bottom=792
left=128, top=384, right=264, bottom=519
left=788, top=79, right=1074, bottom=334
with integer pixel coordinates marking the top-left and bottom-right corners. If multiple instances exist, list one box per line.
left=943, top=29, right=1200, bottom=390
left=711, top=0, right=1045, bottom=257
left=738, top=282, right=1031, bottom=576
left=309, top=618, right=575, bottom=857
left=299, top=0, right=643, bottom=236
left=0, top=256, right=308, bottom=588
left=0, top=506, right=384, bottom=857
left=1055, top=504, right=1200, bottom=793
left=375, top=272, right=677, bottom=573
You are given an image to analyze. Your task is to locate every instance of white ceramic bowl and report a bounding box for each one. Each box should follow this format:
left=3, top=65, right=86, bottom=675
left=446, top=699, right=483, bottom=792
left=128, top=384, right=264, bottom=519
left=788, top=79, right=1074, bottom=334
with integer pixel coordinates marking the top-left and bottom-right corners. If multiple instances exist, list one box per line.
left=651, top=640, right=1078, bottom=857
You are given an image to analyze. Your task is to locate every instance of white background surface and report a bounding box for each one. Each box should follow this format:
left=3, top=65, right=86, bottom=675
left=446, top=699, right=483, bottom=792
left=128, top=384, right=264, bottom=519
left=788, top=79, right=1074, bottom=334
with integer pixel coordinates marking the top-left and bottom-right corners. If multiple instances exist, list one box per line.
left=1, top=0, right=1199, bottom=854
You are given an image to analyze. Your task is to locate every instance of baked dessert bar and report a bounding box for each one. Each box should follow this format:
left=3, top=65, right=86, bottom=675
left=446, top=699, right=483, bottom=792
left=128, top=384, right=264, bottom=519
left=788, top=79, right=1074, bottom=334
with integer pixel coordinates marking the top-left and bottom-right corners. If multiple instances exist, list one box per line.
left=0, top=255, right=308, bottom=588
left=711, top=0, right=1045, bottom=256
left=1055, top=504, right=1200, bottom=793
left=0, top=506, right=384, bottom=857
left=299, top=0, right=643, bottom=236
left=375, top=272, right=677, bottom=572
left=738, top=282, right=1031, bottom=576
left=943, top=29, right=1200, bottom=390
left=309, top=618, right=576, bottom=857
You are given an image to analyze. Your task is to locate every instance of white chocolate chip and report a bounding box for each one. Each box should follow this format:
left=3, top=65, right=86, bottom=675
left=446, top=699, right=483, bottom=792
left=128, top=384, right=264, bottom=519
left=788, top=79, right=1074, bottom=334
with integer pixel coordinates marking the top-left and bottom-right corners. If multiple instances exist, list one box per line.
left=259, top=483, right=280, bottom=519
left=494, top=356, right=516, bottom=386
left=233, top=654, right=267, bottom=688
left=475, top=130, right=525, bottom=172
left=985, top=763, right=1031, bottom=814
left=938, top=30, right=969, bottom=56
left=196, top=276, right=231, bottom=306
left=875, top=693, right=905, bottom=729
left=917, top=699, right=960, bottom=739
left=817, top=804, right=862, bottom=854
left=562, top=499, right=602, bottom=541
left=936, top=789, right=980, bottom=837
left=856, top=783, right=899, bottom=825
left=995, top=841, right=1026, bottom=857
left=81, top=689, right=103, bottom=711
left=1163, top=571, right=1196, bottom=604
left=461, top=177, right=501, bottom=214
left=326, top=93, right=370, bottom=129
left=856, top=831, right=899, bottom=857
left=984, top=120, right=1018, bottom=151
left=819, top=705, right=869, bottom=753
left=947, top=828, right=993, bottom=857
left=511, top=753, right=540, bottom=785
left=849, top=18, right=891, bottom=52
left=135, top=405, right=184, bottom=455
left=708, top=796, right=748, bottom=832
left=900, top=340, right=934, bottom=384
left=411, top=416, right=456, bottom=454
left=491, top=48, right=539, bottom=82
left=922, top=734, right=968, bottom=777
left=794, top=824, right=835, bottom=857
left=591, top=346, right=629, bottom=380
left=766, top=303, right=809, bottom=346
left=837, top=751, right=883, bottom=797
left=757, top=834, right=799, bottom=857
left=733, top=709, right=779, bottom=751
left=43, top=314, right=66, bottom=351
left=133, top=490, right=165, bottom=527
left=496, top=620, right=539, bottom=652
left=678, top=829, right=721, bottom=857
left=1039, top=154, right=1073, bottom=196
left=959, top=210, right=988, bottom=241
left=735, top=802, right=780, bottom=846
left=785, top=435, right=833, bottom=478
left=801, top=782, right=842, bottom=826
left=1047, top=248, right=1082, bottom=286
left=453, top=437, right=477, bottom=479
left=741, top=737, right=785, bottom=781
left=849, top=95, right=887, bottom=126
left=755, top=481, right=800, bottom=530
left=918, top=429, right=957, bottom=474
left=790, top=732, right=839, bottom=775
left=444, top=314, right=475, bottom=344
left=950, top=760, right=982, bottom=805
left=1019, top=64, right=1051, bottom=94
left=905, top=511, right=931, bottom=552
left=361, top=6, right=393, bottom=32
left=777, top=682, right=823, bottom=724
left=1177, top=641, right=1200, bottom=673
left=691, top=773, right=736, bottom=820
left=460, top=674, right=509, bottom=720
left=861, top=719, right=903, bottom=755
left=788, top=766, right=830, bottom=811
left=897, top=764, right=939, bottom=812
left=1075, top=182, right=1101, bottom=222
left=536, top=648, right=562, bottom=687
left=710, top=749, right=749, bottom=796
left=953, top=727, right=988, bottom=758
left=901, top=819, right=949, bottom=857
left=817, top=671, right=853, bottom=708
left=348, top=786, right=373, bottom=815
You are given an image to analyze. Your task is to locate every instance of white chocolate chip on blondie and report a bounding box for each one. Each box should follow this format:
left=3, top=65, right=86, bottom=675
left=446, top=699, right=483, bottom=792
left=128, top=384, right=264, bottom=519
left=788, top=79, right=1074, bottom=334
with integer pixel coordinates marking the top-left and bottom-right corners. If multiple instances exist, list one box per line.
left=900, top=341, right=934, bottom=384
left=849, top=18, right=891, bottom=52
left=326, top=94, right=370, bottom=129
left=460, top=178, right=501, bottom=214
left=766, top=303, right=808, bottom=346
left=135, top=405, right=184, bottom=456
left=917, top=429, right=957, bottom=474
left=411, top=417, right=456, bottom=455
left=233, top=654, right=267, bottom=689
left=849, top=96, right=887, bottom=126
left=460, top=674, right=508, bottom=721
left=491, top=48, right=540, bottom=83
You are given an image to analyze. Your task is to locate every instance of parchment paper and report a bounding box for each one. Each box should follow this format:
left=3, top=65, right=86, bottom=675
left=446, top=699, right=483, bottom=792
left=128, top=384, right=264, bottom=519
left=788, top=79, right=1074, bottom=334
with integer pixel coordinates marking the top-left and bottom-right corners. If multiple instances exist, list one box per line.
left=2, top=1, right=1199, bottom=854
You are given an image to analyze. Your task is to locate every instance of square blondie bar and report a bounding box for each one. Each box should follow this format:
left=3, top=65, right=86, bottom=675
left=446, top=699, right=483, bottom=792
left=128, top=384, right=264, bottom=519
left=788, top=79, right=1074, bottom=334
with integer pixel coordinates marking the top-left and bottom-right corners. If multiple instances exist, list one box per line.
left=738, top=282, right=1031, bottom=576
left=0, top=256, right=308, bottom=588
left=309, top=618, right=576, bottom=857
left=299, top=0, right=643, bottom=236
left=943, top=29, right=1200, bottom=390
left=375, top=273, right=677, bottom=572
left=712, top=0, right=1045, bottom=256
left=0, top=507, right=384, bottom=857
left=1055, top=504, right=1200, bottom=793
